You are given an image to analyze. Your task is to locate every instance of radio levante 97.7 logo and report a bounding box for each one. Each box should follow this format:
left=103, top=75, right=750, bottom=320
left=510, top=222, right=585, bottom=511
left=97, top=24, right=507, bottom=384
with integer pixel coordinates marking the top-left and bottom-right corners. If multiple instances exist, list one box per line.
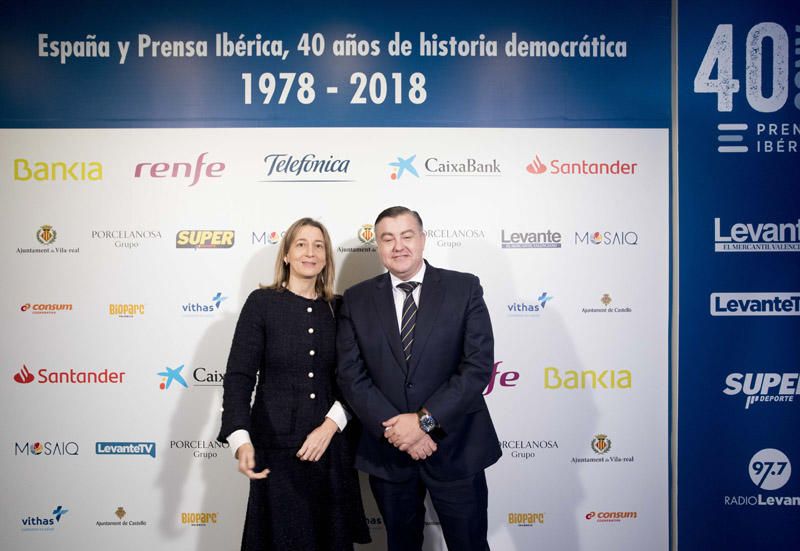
left=694, top=22, right=799, bottom=155
left=725, top=448, right=799, bottom=507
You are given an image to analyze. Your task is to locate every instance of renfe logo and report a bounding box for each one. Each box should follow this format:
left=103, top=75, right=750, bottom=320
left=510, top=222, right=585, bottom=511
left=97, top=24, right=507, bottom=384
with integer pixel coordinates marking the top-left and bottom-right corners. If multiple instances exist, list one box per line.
left=711, top=293, right=800, bottom=316
left=134, top=153, right=225, bottom=187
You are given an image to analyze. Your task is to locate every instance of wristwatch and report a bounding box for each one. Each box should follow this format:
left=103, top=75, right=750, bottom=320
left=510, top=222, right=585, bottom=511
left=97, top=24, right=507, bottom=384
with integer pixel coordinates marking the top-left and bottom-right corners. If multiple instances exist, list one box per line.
left=417, top=409, right=437, bottom=433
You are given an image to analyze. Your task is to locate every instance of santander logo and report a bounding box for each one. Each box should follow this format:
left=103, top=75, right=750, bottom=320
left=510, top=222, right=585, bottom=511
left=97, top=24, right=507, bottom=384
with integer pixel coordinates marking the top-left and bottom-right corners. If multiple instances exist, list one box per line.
left=14, top=365, right=34, bottom=384
left=526, top=155, right=547, bottom=174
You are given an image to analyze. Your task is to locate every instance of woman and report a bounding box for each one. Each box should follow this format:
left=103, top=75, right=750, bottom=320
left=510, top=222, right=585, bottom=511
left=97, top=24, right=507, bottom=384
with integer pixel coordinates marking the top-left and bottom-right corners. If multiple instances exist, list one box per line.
left=218, top=218, right=370, bottom=551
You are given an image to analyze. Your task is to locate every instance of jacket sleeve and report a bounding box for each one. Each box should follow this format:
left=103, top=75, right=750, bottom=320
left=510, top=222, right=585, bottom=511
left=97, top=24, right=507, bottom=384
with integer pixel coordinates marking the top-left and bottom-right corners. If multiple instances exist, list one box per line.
left=336, top=291, right=400, bottom=439
left=424, top=275, right=494, bottom=434
left=217, top=290, right=265, bottom=443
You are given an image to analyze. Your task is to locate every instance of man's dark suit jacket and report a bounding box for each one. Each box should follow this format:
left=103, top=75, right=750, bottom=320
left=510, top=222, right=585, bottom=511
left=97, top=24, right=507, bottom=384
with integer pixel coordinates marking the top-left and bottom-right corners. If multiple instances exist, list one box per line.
left=337, top=261, right=502, bottom=482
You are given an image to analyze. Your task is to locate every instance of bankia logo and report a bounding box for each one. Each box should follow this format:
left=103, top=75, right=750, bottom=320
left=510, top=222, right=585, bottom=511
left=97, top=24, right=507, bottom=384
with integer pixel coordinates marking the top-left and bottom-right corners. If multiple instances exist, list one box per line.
left=501, top=229, right=562, bottom=249
left=507, top=292, right=553, bottom=316
left=725, top=448, right=800, bottom=507
left=723, top=372, right=798, bottom=410
left=544, top=367, right=632, bottom=390
left=181, top=292, right=227, bottom=316
left=96, top=441, right=157, bottom=458
left=21, top=303, right=73, bottom=315
left=21, top=505, right=69, bottom=532
left=388, top=155, right=419, bottom=180
left=262, top=153, right=352, bottom=182
left=714, top=217, right=800, bottom=252
left=176, top=230, right=235, bottom=249
left=15, top=441, right=79, bottom=456
left=14, top=158, right=103, bottom=181
left=499, top=438, right=559, bottom=460
left=13, top=364, right=126, bottom=385
left=572, top=433, right=634, bottom=464
left=575, top=230, right=639, bottom=246
left=711, top=293, right=800, bottom=316
left=134, top=153, right=225, bottom=187
left=17, top=225, right=80, bottom=255
left=524, top=153, right=638, bottom=176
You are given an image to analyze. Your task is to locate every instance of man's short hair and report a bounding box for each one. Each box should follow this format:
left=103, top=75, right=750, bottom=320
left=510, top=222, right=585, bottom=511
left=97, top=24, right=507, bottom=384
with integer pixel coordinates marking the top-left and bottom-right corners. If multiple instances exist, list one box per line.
left=375, top=206, right=424, bottom=231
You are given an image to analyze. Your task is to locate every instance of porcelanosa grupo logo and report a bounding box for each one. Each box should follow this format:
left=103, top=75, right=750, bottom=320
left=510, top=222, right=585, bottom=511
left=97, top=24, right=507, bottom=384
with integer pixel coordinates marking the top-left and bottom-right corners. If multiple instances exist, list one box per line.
left=170, top=439, right=229, bottom=460
left=725, top=448, right=800, bottom=508
left=12, top=364, right=126, bottom=385
left=426, top=228, right=486, bottom=248
left=134, top=152, right=225, bottom=187
left=507, top=292, right=553, bottom=316
left=388, top=155, right=419, bottom=180
left=723, top=372, right=798, bottom=410
left=21, top=505, right=69, bottom=532
left=525, top=153, right=638, bottom=176
left=714, top=217, right=800, bottom=252
left=261, top=153, right=352, bottom=182
left=499, top=438, right=559, bottom=461
left=711, top=293, right=800, bottom=316
left=91, top=229, right=162, bottom=249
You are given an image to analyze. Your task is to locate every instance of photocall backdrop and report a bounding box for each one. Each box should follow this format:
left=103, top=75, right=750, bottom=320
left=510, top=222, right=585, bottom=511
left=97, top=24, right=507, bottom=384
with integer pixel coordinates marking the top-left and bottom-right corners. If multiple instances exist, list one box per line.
left=0, top=1, right=677, bottom=549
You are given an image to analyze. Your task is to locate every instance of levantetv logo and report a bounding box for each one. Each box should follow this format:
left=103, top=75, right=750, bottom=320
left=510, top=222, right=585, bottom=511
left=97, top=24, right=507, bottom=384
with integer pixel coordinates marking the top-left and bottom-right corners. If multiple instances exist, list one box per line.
left=95, top=442, right=156, bottom=458
left=262, top=153, right=352, bottom=182
left=714, top=217, right=800, bottom=252
left=21, top=505, right=69, bottom=531
left=711, top=293, right=800, bottom=316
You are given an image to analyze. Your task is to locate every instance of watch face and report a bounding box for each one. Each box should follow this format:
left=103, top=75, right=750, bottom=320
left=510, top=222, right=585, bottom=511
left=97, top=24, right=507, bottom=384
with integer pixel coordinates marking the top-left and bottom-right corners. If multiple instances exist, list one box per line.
left=420, top=415, right=436, bottom=433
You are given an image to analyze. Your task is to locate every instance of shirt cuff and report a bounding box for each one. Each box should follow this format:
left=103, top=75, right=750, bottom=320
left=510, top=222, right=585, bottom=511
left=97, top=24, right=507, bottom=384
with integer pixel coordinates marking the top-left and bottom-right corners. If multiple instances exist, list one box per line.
left=325, top=400, right=350, bottom=432
left=226, top=429, right=251, bottom=457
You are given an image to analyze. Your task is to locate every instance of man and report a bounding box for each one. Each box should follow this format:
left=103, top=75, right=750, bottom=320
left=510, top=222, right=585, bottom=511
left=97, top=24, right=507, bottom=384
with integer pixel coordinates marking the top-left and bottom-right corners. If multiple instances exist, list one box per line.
left=337, top=206, right=502, bottom=551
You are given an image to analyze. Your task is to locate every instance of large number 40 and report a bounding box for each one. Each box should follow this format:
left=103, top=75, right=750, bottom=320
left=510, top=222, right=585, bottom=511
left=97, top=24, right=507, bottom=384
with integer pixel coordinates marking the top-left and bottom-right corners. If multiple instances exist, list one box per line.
left=693, top=23, right=788, bottom=113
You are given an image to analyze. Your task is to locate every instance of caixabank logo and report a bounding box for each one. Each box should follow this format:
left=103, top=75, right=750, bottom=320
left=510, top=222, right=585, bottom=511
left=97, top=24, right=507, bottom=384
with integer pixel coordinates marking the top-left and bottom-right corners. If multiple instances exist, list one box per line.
left=21, top=505, right=69, bottom=532
left=725, top=448, right=800, bottom=507
left=525, top=153, right=639, bottom=176
left=723, top=372, right=798, bottom=410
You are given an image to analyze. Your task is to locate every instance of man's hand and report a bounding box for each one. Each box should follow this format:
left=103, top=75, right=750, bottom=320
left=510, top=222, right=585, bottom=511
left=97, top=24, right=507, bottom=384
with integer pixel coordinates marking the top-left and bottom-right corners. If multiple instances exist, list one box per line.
left=382, top=413, right=425, bottom=451
left=297, top=417, right=338, bottom=462
left=407, top=434, right=437, bottom=460
left=236, top=443, right=269, bottom=480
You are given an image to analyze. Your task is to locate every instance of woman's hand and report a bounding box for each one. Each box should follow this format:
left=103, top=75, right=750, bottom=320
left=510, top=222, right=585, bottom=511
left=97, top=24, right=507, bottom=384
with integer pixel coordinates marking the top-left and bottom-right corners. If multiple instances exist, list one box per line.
left=297, top=417, right=338, bottom=462
left=236, top=443, right=270, bottom=479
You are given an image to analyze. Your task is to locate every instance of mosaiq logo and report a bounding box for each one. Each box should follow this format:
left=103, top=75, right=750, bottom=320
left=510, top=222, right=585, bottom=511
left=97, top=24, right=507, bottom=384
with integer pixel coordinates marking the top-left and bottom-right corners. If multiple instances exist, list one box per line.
left=15, top=441, right=79, bottom=456
left=525, top=153, right=639, bottom=176
left=252, top=230, right=285, bottom=245
left=725, top=448, right=800, bottom=507
left=723, top=372, right=799, bottom=410
left=714, top=217, right=800, bottom=252
left=574, top=230, right=639, bottom=246
left=262, top=153, right=352, bottom=182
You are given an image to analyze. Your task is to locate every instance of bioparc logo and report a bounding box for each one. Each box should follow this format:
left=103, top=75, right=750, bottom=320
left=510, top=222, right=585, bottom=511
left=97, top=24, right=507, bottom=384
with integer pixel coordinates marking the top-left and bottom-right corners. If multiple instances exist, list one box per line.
left=134, top=152, right=225, bottom=187
left=262, top=153, right=352, bottom=182
left=725, top=448, right=800, bottom=507
left=723, top=372, right=798, bottom=410
left=176, top=230, right=235, bottom=249
left=499, top=438, right=559, bottom=460
left=507, top=292, right=553, bottom=316
left=20, top=303, right=73, bottom=315
left=714, top=217, right=800, bottom=252
left=21, top=505, right=69, bottom=532
left=389, top=153, right=501, bottom=179
left=95, top=441, right=156, bottom=458
left=584, top=511, right=638, bottom=523
left=17, top=225, right=80, bottom=255
left=711, top=293, right=800, bottom=316
left=507, top=512, right=545, bottom=527
left=501, top=229, right=562, bottom=249
left=181, top=292, right=227, bottom=316
left=15, top=441, right=79, bottom=456
left=525, top=153, right=639, bottom=176
left=109, top=304, right=145, bottom=318
left=581, top=293, right=633, bottom=314
left=572, top=433, right=634, bottom=464
left=12, top=364, right=126, bottom=385
left=338, top=224, right=377, bottom=254
left=181, top=512, right=219, bottom=527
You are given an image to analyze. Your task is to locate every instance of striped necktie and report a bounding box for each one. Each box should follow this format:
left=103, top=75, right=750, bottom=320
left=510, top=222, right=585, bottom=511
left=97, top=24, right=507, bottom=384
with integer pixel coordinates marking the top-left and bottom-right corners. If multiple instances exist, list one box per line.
left=397, top=281, right=420, bottom=362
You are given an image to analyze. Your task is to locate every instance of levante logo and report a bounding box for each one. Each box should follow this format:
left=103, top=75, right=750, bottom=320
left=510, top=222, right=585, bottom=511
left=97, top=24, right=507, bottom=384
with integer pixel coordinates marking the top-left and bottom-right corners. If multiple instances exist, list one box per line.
left=714, top=217, right=800, bottom=252
left=525, top=153, right=638, bottom=175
